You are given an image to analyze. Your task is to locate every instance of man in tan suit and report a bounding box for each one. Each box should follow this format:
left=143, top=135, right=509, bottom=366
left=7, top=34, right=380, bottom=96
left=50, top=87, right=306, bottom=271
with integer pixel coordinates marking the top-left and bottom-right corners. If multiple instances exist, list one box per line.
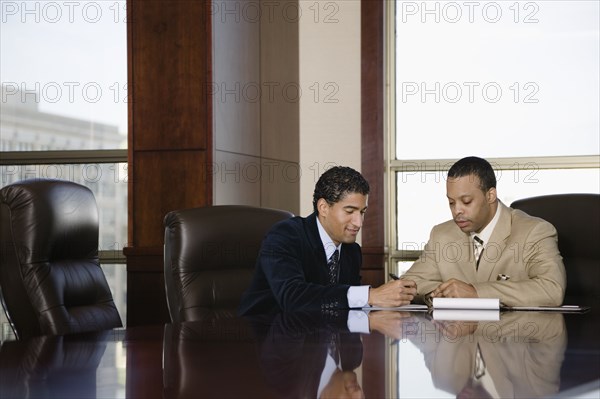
left=403, top=156, right=566, bottom=307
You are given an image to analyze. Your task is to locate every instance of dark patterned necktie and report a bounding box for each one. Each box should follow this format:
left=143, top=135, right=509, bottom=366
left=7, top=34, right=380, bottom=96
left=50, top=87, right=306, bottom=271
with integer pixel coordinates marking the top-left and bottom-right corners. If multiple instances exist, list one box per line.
left=328, top=249, right=340, bottom=284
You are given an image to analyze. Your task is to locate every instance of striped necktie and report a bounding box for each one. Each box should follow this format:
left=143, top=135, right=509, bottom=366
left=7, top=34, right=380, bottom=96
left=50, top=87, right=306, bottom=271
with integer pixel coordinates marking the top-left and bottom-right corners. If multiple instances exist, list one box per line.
left=474, top=236, right=484, bottom=269
left=328, top=249, right=340, bottom=284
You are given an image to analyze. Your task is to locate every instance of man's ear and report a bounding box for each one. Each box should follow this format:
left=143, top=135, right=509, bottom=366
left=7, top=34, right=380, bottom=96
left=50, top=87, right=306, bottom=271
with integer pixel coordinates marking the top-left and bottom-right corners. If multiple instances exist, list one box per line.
left=487, top=187, right=497, bottom=203
left=317, top=198, right=330, bottom=217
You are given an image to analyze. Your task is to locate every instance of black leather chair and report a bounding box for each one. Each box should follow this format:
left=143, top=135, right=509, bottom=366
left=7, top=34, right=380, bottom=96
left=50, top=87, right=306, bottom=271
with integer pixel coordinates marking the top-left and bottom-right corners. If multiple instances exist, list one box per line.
left=510, top=194, right=600, bottom=302
left=0, top=179, right=122, bottom=339
left=163, top=205, right=293, bottom=322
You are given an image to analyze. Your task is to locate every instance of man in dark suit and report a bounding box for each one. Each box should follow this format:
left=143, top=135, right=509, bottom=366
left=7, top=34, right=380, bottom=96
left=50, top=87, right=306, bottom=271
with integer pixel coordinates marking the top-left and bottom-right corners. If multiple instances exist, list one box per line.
left=239, top=166, right=417, bottom=315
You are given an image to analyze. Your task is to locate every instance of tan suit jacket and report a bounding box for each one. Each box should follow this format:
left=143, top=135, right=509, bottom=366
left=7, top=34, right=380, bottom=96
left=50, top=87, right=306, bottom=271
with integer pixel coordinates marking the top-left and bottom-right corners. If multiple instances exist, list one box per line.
left=403, top=202, right=566, bottom=306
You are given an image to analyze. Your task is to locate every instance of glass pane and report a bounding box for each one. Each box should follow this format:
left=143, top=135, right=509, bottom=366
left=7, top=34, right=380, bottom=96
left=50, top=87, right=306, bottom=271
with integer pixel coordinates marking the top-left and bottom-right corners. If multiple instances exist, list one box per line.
left=1, top=163, right=127, bottom=251
left=1, top=1, right=127, bottom=150
left=101, top=264, right=127, bottom=328
left=396, top=168, right=600, bottom=250
left=395, top=0, right=599, bottom=159
left=394, top=261, right=415, bottom=276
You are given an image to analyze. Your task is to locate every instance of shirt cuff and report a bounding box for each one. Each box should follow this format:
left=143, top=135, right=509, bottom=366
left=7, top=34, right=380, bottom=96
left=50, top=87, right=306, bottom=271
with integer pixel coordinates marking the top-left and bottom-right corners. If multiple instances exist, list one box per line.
left=347, top=285, right=370, bottom=308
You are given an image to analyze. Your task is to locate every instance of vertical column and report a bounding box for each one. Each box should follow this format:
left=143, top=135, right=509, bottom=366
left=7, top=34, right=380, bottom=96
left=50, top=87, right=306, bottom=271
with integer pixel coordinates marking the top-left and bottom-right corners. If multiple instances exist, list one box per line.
left=361, top=2, right=386, bottom=399
left=125, top=0, right=213, bottom=326
left=361, top=1, right=385, bottom=287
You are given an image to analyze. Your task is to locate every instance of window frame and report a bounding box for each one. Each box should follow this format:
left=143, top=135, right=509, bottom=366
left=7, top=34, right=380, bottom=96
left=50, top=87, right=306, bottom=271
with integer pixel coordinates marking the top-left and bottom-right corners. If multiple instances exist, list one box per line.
left=384, top=1, right=600, bottom=266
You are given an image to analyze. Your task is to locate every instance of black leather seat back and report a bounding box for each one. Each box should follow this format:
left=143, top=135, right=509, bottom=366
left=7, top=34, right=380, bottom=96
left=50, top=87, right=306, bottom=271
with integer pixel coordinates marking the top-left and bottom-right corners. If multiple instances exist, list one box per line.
left=164, top=205, right=293, bottom=322
left=510, top=194, right=600, bottom=299
left=0, top=179, right=122, bottom=339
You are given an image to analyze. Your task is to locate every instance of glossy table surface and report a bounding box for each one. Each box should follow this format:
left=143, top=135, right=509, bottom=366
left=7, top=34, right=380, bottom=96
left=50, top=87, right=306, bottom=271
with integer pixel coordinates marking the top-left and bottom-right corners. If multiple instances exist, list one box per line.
left=1, top=305, right=598, bottom=399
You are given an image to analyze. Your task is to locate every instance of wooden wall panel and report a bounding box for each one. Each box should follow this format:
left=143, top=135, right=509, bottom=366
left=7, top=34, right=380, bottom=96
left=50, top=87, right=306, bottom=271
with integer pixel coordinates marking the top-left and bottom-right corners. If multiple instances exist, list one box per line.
left=361, top=1, right=385, bottom=281
left=131, top=1, right=209, bottom=151
left=126, top=0, right=212, bottom=326
left=132, top=151, right=208, bottom=247
left=361, top=2, right=386, bottom=399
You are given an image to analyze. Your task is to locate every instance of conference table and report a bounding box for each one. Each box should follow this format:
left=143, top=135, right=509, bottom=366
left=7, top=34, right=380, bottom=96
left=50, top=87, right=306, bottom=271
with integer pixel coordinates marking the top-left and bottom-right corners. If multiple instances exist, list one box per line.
left=0, top=304, right=598, bottom=398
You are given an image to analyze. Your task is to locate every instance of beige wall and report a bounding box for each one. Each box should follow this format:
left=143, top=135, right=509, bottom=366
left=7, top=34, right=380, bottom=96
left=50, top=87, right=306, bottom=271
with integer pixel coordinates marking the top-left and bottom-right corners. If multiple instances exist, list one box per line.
left=213, top=0, right=300, bottom=214
left=298, top=0, right=362, bottom=216
left=213, top=0, right=361, bottom=218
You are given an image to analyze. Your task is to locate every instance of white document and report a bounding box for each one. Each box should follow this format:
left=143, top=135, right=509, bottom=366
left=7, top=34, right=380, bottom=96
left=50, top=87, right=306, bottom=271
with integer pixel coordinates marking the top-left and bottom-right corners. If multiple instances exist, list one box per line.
left=432, top=297, right=500, bottom=310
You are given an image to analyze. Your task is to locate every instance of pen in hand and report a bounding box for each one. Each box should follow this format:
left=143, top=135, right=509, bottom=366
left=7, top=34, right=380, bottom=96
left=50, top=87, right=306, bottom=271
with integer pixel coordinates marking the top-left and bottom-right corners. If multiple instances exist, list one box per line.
left=389, top=272, right=417, bottom=289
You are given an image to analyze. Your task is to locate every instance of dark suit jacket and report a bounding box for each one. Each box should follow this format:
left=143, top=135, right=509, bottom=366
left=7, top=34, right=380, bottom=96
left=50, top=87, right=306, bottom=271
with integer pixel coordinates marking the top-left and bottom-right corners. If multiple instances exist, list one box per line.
left=238, top=213, right=363, bottom=315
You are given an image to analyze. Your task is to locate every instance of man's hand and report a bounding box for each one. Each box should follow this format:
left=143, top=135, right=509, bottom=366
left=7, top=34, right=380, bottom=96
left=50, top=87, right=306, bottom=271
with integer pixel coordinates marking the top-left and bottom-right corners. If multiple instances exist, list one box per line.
left=368, top=279, right=417, bottom=307
left=430, top=278, right=478, bottom=298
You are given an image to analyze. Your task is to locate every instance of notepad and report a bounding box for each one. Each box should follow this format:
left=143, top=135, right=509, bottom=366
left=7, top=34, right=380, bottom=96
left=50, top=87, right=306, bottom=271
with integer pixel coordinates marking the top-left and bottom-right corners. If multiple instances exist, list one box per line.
left=432, top=297, right=500, bottom=310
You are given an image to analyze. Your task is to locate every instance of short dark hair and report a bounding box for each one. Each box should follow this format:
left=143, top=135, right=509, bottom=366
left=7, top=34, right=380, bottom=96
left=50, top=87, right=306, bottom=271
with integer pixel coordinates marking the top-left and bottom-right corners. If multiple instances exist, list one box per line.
left=312, top=166, right=370, bottom=213
left=447, top=156, right=497, bottom=192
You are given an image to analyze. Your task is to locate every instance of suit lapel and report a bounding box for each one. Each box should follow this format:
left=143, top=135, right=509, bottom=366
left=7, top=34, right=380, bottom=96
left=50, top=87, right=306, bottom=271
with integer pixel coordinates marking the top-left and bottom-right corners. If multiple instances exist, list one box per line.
left=478, top=202, right=511, bottom=282
left=306, top=213, right=328, bottom=283
left=452, top=228, right=477, bottom=283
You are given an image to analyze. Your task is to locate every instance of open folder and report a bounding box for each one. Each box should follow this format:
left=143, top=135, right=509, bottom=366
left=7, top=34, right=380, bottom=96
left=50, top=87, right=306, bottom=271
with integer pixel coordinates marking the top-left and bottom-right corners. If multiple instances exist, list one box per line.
left=363, top=298, right=590, bottom=313
left=501, top=305, right=590, bottom=312
left=365, top=304, right=429, bottom=311
left=431, top=298, right=590, bottom=313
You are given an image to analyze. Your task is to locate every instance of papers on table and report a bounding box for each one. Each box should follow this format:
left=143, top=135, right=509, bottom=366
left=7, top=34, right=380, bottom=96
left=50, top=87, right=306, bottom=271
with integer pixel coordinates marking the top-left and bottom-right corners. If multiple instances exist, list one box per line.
left=501, top=305, right=590, bottom=313
left=366, top=304, right=429, bottom=311
left=430, top=298, right=501, bottom=321
left=363, top=297, right=590, bottom=319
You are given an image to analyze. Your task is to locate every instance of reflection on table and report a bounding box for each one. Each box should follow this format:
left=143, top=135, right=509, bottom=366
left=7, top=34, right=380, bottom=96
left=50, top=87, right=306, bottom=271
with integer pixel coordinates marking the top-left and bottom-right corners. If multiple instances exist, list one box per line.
left=398, top=312, right=566, bottom=399
left=0, top=307, right=598, bottom=398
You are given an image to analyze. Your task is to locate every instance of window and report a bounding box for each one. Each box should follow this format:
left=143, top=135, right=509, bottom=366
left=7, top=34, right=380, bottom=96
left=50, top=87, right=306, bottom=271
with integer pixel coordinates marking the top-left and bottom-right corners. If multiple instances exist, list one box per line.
left=1, top=1, right=128, bottom=147
left=1, top=1, right=128, bottom=333
left=388, top=0, right=600, bottom=266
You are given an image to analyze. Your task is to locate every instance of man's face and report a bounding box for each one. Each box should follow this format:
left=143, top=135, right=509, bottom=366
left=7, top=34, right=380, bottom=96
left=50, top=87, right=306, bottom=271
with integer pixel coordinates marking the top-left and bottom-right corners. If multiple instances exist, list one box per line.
left=446, top=174, right=497, bottom=234
left=318, top=192, right=368, bottom=246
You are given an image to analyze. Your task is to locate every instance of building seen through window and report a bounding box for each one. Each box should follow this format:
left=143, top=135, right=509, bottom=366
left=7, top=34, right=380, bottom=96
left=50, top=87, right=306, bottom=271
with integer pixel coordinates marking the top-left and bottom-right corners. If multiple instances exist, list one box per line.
left=1, top=1, right=128, bottom=335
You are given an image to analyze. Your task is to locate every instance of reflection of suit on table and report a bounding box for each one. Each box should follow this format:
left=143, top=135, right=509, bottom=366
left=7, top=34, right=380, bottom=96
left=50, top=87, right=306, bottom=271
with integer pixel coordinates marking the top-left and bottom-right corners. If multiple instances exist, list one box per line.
left=410, top=312, right=567, bottom=398
left=250, top=311, right=364, bottom=398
